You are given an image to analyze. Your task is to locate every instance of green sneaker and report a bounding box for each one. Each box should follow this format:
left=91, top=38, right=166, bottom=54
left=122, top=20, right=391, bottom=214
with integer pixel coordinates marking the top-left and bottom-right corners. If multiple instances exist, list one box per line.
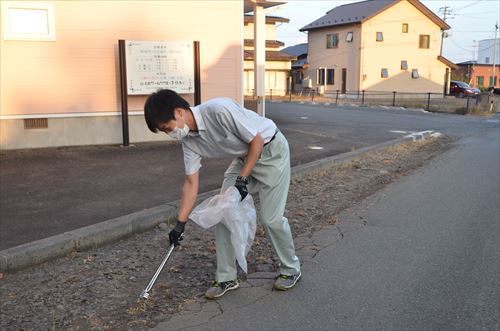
left=273, top=272, right=302, bottom=290
left=205, top=279, right=240, bottom=299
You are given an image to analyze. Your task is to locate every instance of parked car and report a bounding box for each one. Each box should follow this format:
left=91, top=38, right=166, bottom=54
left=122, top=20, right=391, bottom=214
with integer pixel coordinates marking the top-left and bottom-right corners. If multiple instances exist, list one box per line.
left=488, top=87, right=500, bottom=95
left=449, top=80, right=481, bottom=98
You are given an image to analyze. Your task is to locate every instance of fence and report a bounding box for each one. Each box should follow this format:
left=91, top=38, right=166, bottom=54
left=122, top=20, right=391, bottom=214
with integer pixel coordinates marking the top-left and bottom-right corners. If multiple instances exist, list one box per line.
left=244, top=89, right=499, bottom=114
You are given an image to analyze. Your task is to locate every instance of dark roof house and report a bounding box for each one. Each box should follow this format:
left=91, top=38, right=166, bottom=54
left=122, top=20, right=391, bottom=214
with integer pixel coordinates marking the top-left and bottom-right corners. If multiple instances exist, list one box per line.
left=300, top=0, right=450, bottom=32
left=282, top=43, right=308, bottom=57
left=282, top=43, right=308, bottom=69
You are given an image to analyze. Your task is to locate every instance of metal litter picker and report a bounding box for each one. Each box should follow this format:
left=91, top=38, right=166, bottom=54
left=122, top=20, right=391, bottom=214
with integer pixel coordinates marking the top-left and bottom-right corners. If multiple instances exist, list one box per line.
left=139, top=243, right=176, bottom=300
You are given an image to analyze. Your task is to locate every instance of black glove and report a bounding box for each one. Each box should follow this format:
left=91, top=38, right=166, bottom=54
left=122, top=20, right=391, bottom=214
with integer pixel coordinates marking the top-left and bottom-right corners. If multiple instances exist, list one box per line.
left=169, top=220, right=185, bottom=246
left=235, top=176, right=249, bottom=201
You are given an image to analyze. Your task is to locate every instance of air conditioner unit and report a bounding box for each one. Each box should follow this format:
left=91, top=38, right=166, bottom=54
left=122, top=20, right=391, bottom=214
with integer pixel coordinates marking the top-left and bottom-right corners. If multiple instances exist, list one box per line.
left=302, top=79, right=312, bottom=88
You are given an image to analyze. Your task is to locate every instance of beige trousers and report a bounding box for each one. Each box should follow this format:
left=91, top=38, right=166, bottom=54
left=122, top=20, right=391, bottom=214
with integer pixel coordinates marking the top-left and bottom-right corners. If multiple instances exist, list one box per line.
left=216, top=132, right=301, bottom=282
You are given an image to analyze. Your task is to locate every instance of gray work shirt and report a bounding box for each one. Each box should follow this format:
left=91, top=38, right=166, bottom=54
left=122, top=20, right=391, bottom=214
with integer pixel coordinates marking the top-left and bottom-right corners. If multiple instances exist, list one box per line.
left=182, top=98, right=277, bottom=175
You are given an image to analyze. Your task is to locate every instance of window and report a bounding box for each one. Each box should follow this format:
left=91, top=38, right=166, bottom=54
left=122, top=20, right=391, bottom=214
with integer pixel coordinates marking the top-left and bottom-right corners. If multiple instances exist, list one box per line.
left=326, top=33, right=339, bottom=48
left=1, top=2, right=56, bottom=41
left=381, top=68, right=389, bottom=78
left=402, top=23, right=409, bottom=33
left=376, top=32, right=383, bottom=42
left=401, top=60, right=408, bottom=70
left=412, top=69, right=419, bottom=79
left=489, top=76, right=497, bottom=86
left=346, top=32, right=353, bottom=42
left=317, top=68, right=325, bottom=85
left=327, top=69, right=335, bottom=85
left=485, top=57, right=490, bottom=64
left=266, top=71, right=277, bottom=89
left=477, top=76, right=484, bottom=86
left=419, top=35, right=430, bottom=49
left=293, top=70, right=303, bottom=84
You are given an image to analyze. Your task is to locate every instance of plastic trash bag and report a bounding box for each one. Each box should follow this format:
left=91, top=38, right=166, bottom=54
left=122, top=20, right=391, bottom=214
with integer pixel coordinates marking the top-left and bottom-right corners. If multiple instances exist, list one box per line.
left=189, top=187, right=257, bottom=273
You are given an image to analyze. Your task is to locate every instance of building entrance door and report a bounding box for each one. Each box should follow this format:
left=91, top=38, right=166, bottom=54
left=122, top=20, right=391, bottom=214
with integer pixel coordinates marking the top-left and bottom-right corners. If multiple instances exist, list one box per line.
left=341, top=68, right=347, bottom=94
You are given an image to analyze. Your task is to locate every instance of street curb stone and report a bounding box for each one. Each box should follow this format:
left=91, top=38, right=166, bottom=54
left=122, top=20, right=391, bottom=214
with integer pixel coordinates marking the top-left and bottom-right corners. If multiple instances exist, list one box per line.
left=0, top=133, right=436, bottom=272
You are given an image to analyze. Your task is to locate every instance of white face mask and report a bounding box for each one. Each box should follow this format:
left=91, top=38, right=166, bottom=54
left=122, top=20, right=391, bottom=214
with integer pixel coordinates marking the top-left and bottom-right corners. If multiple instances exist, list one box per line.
left=168, top=123, right=190, bottom=140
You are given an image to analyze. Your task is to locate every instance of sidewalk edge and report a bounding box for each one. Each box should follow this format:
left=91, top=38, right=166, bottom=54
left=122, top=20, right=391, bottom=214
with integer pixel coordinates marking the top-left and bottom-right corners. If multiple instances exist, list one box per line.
left=0, top=133, right=434, bottom=272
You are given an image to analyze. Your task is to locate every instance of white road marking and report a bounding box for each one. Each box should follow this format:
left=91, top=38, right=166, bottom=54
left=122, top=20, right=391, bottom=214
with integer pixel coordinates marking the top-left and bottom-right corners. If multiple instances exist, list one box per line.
left=404, top=130, right=437, bottom=141
left=308, top=146, right=324, bottom=150
left=391, top=130, right=443, bottom=141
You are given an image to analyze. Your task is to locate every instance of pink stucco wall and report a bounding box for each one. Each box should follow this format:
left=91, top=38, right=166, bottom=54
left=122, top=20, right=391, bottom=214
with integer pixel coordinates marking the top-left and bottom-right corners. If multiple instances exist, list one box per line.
left=1, top=1, right=243, bottom=117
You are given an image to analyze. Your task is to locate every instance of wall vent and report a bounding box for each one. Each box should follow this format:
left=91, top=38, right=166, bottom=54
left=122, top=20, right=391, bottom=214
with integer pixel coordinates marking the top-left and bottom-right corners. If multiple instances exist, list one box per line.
left=24, top=118, right=48, bottom=129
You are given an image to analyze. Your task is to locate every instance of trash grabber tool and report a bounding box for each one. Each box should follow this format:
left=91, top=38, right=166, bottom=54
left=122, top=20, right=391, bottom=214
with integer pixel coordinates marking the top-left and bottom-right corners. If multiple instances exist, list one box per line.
left=139, top=243, right=176, bottom=300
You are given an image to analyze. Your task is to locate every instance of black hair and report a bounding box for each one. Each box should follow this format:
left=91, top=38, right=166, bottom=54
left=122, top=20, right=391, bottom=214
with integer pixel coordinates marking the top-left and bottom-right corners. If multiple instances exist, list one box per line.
left=144, top=89, right=191, bottom=133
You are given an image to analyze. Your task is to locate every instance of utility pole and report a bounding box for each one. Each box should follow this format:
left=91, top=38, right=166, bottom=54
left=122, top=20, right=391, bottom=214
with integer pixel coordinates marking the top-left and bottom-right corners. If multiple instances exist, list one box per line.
left=493, top=23, right=498, bottom=87
left=439, top=6, right=450, bottom=56
left=472, top=40, right=478, bottom=61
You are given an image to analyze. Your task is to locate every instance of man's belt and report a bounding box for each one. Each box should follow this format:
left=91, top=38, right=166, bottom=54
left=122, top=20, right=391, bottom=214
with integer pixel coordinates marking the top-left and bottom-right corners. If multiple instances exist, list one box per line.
left=264, top=129, right=279, bottom=146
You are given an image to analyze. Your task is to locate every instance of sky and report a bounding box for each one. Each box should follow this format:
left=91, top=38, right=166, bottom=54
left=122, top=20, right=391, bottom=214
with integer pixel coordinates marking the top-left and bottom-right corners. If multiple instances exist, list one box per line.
left=268, top=0, right=500, bottom=63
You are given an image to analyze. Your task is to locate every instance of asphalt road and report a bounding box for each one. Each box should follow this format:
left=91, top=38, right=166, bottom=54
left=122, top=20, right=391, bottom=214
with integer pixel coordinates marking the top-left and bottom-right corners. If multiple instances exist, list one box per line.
left=0, top=103, right=498, bottom=249
left=156, top=115, right=500, bottom=330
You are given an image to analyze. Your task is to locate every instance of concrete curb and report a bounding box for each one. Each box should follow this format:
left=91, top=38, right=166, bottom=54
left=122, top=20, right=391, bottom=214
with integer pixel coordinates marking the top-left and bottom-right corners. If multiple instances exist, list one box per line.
left=0, top=132, right=438, bottom=272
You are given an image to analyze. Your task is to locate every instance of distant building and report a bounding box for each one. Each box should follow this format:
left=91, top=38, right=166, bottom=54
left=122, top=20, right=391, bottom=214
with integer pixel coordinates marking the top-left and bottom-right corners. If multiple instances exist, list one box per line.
left=243, top=15, right=296, bottom=97
left=477, top=39, right=500, bottom=65
left=281, top=43, right=308, bottom=91
left=300, top=0, right=457, bottom=95
left=455, top=61, right=499, bottom=88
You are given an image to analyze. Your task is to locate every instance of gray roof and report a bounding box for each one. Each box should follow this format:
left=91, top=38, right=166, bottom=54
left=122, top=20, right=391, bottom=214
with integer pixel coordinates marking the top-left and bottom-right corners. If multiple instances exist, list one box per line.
left=300, top=0, right=395, bottom=31
left=244, top=50, right=296, bottom=61
left=300, top=0, right=449, bottom=31
left=292, top=58, right=308, bottom=68
left=281, top=43, right=308, bottom=56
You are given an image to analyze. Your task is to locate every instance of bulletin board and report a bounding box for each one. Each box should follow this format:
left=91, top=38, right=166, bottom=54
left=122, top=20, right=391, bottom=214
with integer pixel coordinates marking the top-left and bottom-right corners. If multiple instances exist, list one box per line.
left=124, top=40, right=195, bottom=95
left=118, top=39, right=201, bottom=146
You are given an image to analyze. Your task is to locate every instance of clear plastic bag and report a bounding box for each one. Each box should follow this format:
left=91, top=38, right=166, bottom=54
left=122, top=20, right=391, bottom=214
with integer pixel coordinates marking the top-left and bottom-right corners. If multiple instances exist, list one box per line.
left=189, top=187, right=256, bottom=273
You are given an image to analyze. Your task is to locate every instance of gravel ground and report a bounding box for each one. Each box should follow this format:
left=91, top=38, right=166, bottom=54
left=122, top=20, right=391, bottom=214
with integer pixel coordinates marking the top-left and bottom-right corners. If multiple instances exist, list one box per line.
left=0, top=137, right=453, bottom=330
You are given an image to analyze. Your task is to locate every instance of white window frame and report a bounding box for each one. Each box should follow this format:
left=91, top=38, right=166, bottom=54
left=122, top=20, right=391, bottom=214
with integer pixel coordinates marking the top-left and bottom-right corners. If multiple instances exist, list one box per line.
left=317, top=68, right=326, bottom=85
left=1, top=2, right=56, bottom=41
left=326, top=33, right=339, bottom=49
left=381, top=68, right=389, bottom=78
left=346, top=32, right=353, bottom=42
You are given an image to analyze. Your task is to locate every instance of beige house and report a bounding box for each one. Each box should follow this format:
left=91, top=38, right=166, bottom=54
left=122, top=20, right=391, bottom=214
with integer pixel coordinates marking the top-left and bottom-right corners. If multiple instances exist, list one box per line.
left=300, top=0, right=457, bottom=95
left=243, top=15, right=295, bottom=97
left=0, top=0, right=283, bottom=150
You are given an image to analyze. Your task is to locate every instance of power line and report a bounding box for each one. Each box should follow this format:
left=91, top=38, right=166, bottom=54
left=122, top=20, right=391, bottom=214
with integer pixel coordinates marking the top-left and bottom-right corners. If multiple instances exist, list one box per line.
left=449, top=37, right=498, bottom=53
left=448, top=38, right=475, bottom=52
left=454, top=0, right=488, bottom=13
left=454, top=11, right=496, bottom=16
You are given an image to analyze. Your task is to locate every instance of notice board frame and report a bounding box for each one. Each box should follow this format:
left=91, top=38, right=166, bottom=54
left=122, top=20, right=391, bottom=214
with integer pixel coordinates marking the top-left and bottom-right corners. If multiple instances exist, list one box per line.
left=118, top=40, right=201, bottom=146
